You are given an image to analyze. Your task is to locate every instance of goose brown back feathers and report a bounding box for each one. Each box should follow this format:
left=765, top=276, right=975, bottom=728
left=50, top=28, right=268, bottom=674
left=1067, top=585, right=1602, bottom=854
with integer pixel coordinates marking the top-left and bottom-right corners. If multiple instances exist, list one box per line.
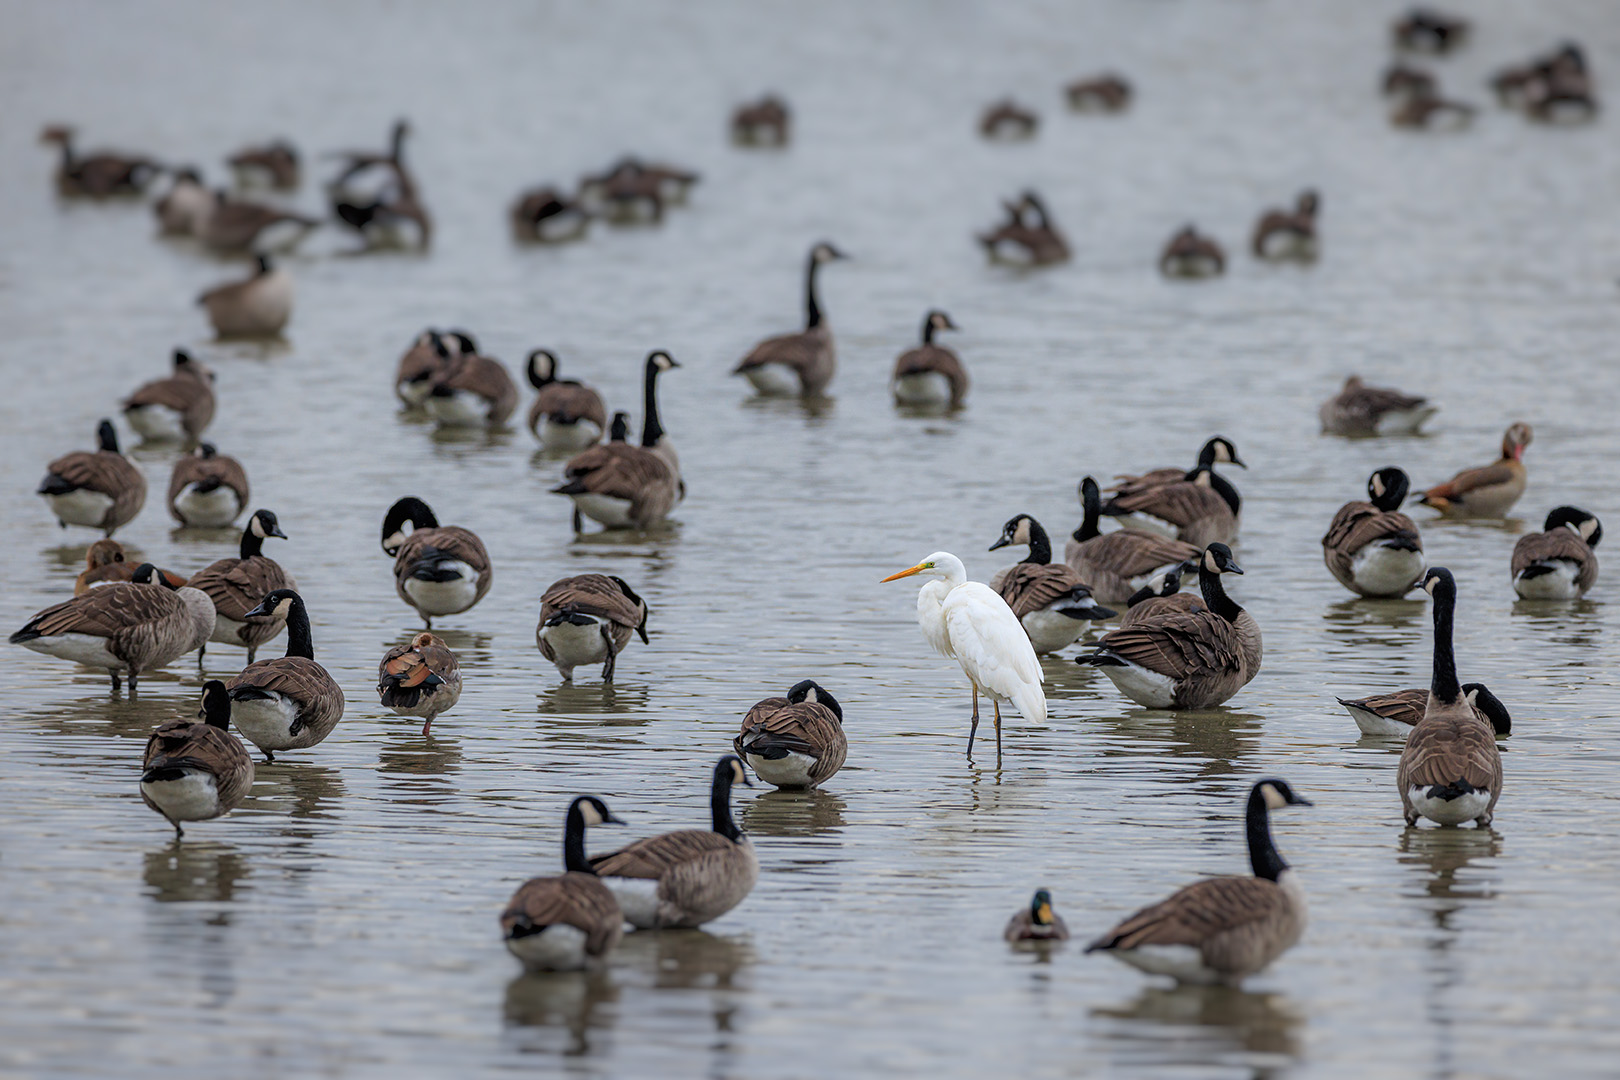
left=734, top=697, right=847, bottom=788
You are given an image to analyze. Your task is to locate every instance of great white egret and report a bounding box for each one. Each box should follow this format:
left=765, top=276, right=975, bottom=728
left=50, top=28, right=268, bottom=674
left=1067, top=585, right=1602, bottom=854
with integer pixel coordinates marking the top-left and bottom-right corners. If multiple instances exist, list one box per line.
left=881, top=551, right=1047, bottom=762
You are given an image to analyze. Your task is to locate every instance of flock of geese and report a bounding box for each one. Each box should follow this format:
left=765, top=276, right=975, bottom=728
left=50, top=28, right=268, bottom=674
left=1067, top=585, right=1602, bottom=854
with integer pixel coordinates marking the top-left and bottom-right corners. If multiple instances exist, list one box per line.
left=13, top=7, right=1605, bottom=988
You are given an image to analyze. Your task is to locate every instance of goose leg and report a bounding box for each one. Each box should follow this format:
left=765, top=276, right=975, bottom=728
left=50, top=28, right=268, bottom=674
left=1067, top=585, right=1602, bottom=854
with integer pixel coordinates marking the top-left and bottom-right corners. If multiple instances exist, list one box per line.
left=421, top=715, right=434, bottom=738
left=172, top=819, right=184, bottom=840
left=423, top=614, right=433, bottom=630
left=572, top=507, right=583, bottom=533
left=601, top=626, right=616, bottom=683
left=196, top=643, right=206, bottom=671
left=263, top=750, right=275, bottom=764
left=246, top=645, right=256, bottom=664
left=967, top=685, right=980, bottom=758
left=128, top=670, right=139, bottom=696
left=110, top=671, right=121, bottom=693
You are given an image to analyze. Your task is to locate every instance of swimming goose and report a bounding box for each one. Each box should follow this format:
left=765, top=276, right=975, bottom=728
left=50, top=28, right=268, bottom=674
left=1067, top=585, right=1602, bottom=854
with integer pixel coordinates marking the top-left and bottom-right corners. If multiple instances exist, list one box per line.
left=988, top=514, right=1117, bottom=653
left=733, top=242, right=846, bottom=397
left=1417, top=423, right=1532, bottom=518
left=1399, top=568, right=1502, bottom=826
left=1005, top=889, right=1070, bottom=943
left=501, top=796, right=627, bottom=972
left=1318, top=375, right=1437, bottom=436
left=198, top=191, right=320, bottom=253
left=10, top=562, right=214, bottom=691
left=980, top=99, right=1038, bottom=139
left=1252, top=191, right=1319, bottom=260
left=732, top=95, right=790, bottom=145
left=892, top=310, right=968, bottom=408
left=378, top=632, right=462, bottom=736
left=1086, top=779, right=1311, bottom=985
left=1107, top=436, right=1245, bottom=497
left=1119, top=564, right=1205, bottom=627
left=1393, top=8, right=1469, bottom=54
left=124, top=350, right=215, bottom=442
left=228, top=140, right=300, bottom=189
left=167, top=442, right=250, bottom=528
left=39, top=125, right=161, bottom=197
left=154, top=168, right=213, bottom=235
left=1494, top=44, right=1589, bottom=108
left=1340, top=683, right=1510, bottom=738
left=1322, top=467, right=1426, bottom=597
left=1102, top=466, right=1241, bottom=548
left=1065, top=477, right=1201, bottom=605
left=1392, top=88, right=1476, bottom=130
left=554, top=353, right=683, bottom=531
left=187, top=509, right=295, bottom=665
left=1512, top=506, right=1600, bottom=599
left=588, top=756, right=758, bottom=929
left=1066, top=74, right=1132, bottom=111
left=1078, top=543, right=1259, bottom=710
left=140, top=680, right=255, bottom=838
left=1159, top=226, right=1226, bottom=278
left=535, top=573, right=650, bottom=682
left=198, top=254, right=293, bottom=337
left=734, top=679, right=846, bottom=789
left=425, top=348, right=519, bottom=428
left=381, top=497, right=493, bottom=627
left=526, top=350, right=608, bottom=451
left=510, top=185, right=590, bottom=242
left=75, top=539, right=136, bottom=594
left=979, top=191, right=1070, bottom=266
left=38, top=419, right=146, bottom=536
left=227, top=589, right=344, bottom=762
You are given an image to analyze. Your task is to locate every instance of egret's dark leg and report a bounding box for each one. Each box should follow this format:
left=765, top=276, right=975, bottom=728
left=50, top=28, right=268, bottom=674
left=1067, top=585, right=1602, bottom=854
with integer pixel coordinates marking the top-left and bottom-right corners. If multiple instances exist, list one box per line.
left=994, top=701, right=1003, bottom=766
left=967, top=685, right=980, bottom=758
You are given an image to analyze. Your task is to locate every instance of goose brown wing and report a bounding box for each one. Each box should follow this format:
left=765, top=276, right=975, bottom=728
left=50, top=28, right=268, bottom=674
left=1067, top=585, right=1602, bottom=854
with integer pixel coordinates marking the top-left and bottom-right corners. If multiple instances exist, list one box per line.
left=126, top=376, right=209, bottom=413
left=560, top=445, right=676, bottom=503
left=189, top=556, right=295, bottom=622
left=167, top=454, right=249, bottom=506
left=997, top=563, right=1091, bottom=619
left=1107, top=467, right=1187, bottom=498
left=1401, top=704, right=1501, bottom=791
left=1340, top=688, right=1427, bottom=727
left=1340, top=383, right=1427, bottom=423
left=588, top=829, right=735, bottom=879
left=397, top=527, right=492, bottom=581
left=1105, top=481, right=1227, bottom=528
left=1423, top=461, right=1517, bottom=501
left=893, top=345, right=968, bottom=400
left=1512, top=528, right=1596, bottom=585
left=142, top=720, right=253, bottom=804
left=439, top=356, right=519, bottom=421
left=1323, top=503, right=1422, bottom=580
left=539, top=574, right=645, bottom=629
left=501, top=873, right=622, bottom=954
left=229, top=656, right=337, bottom=703
left=735, top=699, right=844, bottom=760
left=46, top=450, right=143, bottom=498
left=1121, top=593, right=1205, bottom=627
left=1078, top=530, right=1201, bottom=578
left=1089, top=876, right=1286, bottom=952
left=20, top=583, right=181, bottom=638
left=734, top=330, right=820, bottom=373
left=1095, top=611, right=1246, bottom=681
left=534, top=383, right=608, bottom=428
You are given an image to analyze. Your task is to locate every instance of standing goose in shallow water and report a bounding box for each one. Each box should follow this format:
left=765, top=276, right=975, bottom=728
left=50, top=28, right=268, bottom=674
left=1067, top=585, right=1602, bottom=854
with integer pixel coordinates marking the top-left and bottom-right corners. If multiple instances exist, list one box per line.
left=501, top=796, right=626, bottom=972
left=155, top=168, right=213, bottom=235
left=734, top=679, right=847, bottom=789
left=199, top=254, right=293, bottom=338
left=526, top=349, right=608, bottom=451
left=140, top=680, right=255, bottom=838
left=891, top=310, right=968, bottom=409
left=167, top=442, right=250, bottom=528
left=554, top=353, right=683, bottom=531
left=1159, top=225, right=1226, bottom=278
left=381, top=498, right=493, bottom=628
left=978, top=191, right=1069, bottom=266
left=732, top=95, right=791, bottom=145
left=378, top=632, right=462, bottom=736
left=1107, top=436, right=1246, bottom=502
left=39, top=125, right=161, bottom=197
left=1417, top=423, right=1532, bottom=518
left=1252, top=190, right=1319, bottom=260
left=187, top=508, right=295, bottom=665
left=588, top=756, right=759, bottom=930
left=228, top=140, right=300, bottom=189
left=425, top=347, right=519, bottom=429
left=535, top=574, right=650, bottom=682
left=987, top=514, right=1116, bottom=653
left=38, top=420, right=146, bottom=537
left=1322, top=467, right=1426, bottom=597
left=76, top=539, right=136, bottom=594
left=1065, top=477, right=1201, bottom=606
left=1318, top=375, right=1437, bottom=436
left=1005, top=889, right=1070, bottom=943
left=1340, top=683, right=1510, bottom=738
left=226, top=589, right=344, bottom=762
left=395, top=329, right=454, bottom=407
left=733, top=242, right=846, bottom=396
left=1398, top=568, right=1503, bottom=827
left=1511, top=506, right=1600, bottom=599
left=123, top=351, right=215, bottom=443
left=1086, top=779, right=1312, bottom=985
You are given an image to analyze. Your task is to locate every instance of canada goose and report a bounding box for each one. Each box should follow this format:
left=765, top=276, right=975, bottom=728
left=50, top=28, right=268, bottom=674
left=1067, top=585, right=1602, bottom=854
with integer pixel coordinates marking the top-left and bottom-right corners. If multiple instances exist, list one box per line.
left=1416, top=422, right=1532, bottom=518
left=554, top=353, right=683, bottom=531
left=123, top=350, right=216, bottom=442
left=1065, top=477, right=1201, bottom=606
left=1392, top=88, right=1476, bottom=130
left=425, top=349, right=519, bottom=428
left=1066, top=74, right=1132, bottom=111
left=335, top=166, right=432, bottom=249
left=732, top=95, right=790, bottom=145
left=734, top=679, right=846, bottom=789
left=510, top=185, right=590, bottom=242
left=227, top=589, right=345, bottom=762
left=1383, top=64, right=1437, bottom=98
left=140, top=680, right=255, bottom=838
left=978, top=191, right=1070, bottom=266
left=1399, top=568, right=1503, bottom=826
left=198, top=191, right=320, bottom=253
left=228, top=140, right=300, bottom=189
left=38, top=419, right=146, bottom=536
left=526, top=350, right=608, bottom=451
left=1494, top=44, right=1589, bottom=109
left=1078, top=543, right=1259, bottom=710
left=1086, top=779, right=1311, bottom=985
left=733, top=242, right=846, bottom=397
left=1252, top=191, right=1319, bottom=260
left=980, top=99, right=1038, bottom=139
left=580, top=158, right=700, bottom=207
left=1005, top=889, right=1070, bottom=942
left=154, top=168, right=213, bottom=235
left=380, top=497, right=493, bottom=627
left=198, top=254, right=293, bottom=337
left=1159, top=226, right=1226, bottom=278
left=1107, top=436, right=1245, bottom=498
left=1102, top=466, right=1241, bottom=548
left=38, top=125, right=161, bottom=197
left=501, top=796, right=626, bottom=972
left=585, top=162, right=667, bottom=224
left=588, top=756, right=758, bottom=929
left=1119, top=564, right=1206, bottom=627
left=536, top=574, right=650, bottom=682
left=1512, top=506, right=1601, bottom=599
left=1340, top=683, right=1511, bottom=738
left=187, top=509, right=295, bottom=664
left=394, top=329, right=455, bottom=406
left=167, top=442, right=249, bottom=528
left=1323, top=467, right=1426, bottom=598
left=892, top=310, right=968, bottom=409
left=327, top=119, right=412, bottom=201
left=988, top=514, right=1116, bottom=652
left=378, top=632, right=462, bottom=736
left=1393, top=8, right=1469, bottom=54
left=10, top=562, right=214, bottom=691
left=75, top=539, right=136, bottom=594
left=1318, top=375, right=1438, bottom=436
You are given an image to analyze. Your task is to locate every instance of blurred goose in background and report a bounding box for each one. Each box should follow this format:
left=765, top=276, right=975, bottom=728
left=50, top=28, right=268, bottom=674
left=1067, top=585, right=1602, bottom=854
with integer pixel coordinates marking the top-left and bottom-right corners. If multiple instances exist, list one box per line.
left=1066, top=74, right=1132, bottom=111
left=75, top=539, right=136, bottom=594
left=1512, top=506, right=1601, bottom=599
left=1493, top=44, right=1588, bottom=108
left=154, top=168, right=213, bottom=235
left=199, top=254, right=293, bottom=337
left=394, top=329, right=456, bottom=407
left=1318, top=375, right=1437, bottom=436
left=327, top=119, right=410, bottom=202
left=733, top=242, right=846, bottom=396
left=1383, top=63, right=1436, bottom=98
left=732, top=95, right=790, bottom=145
left=1065, top=477, right=1201, bottom=606
left=198, top=191, right=320, bottom=253
left=1103, top=466, right=1241, bottom=547
left=381, top=497, right=493, bottom=627
left=1086, top=779, right=1311, bottom=985
left=1340, top=683, right=1511, bottom=738
left=123, top=350, right=215, bottom=442
left=554, top=353, right=683, bottom=531
left=1005, top=889, right=1069, bottom=943
left=1416, top=422, right=1532, bottom=518
left=535, top=574, right=650, bottom=682
left=140, top=681, right=254, bottom=838
left=1322, top=467, right=1425, bottom=597
left=1252, top=190, right=1319, bottom=260
left=1119, top=564, right=1204, bottom=627
left=39, top=125, right=161, bottom=197
left=510, top=185, right=590, bottom=242
left=1392, top=8, right=1469, bottom=54
left=1159, top=225, right=1225, bottom=278
left=228, top=139, right=300, bottom=189
left=38, top=419, right=146, bottom=536
left=579, top=157, right=700, bottom=210
left=227, top=589, right=345, bottom=762
left=734, top=680, right=846, bottom=789
left=335, top=170, right=432, bottom=249
left=979, top=99, right=1038, bottom=139
left=425, top=347, right=519, bottom=428
left=1392, top=87, right=1476, bottom=130
left=187, top=509, right=294, bottom=665
left=167, top=442, right=250, bottom=528
left=378, top=632, right=462, bottom=736
left=526, top=350, right=607, bottom=451
left=988, top=514, right=1116, bottom=653
left=891, top=309, right=968, bottom=409
left=501, top=796, right=626, bottom=972
left=979, top=191, right=1069, bottom=266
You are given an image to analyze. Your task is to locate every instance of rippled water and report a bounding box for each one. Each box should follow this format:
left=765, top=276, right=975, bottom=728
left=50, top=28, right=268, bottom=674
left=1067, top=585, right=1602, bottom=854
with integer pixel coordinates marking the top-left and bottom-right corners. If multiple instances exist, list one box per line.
left=4, top=1, right=1620, bottom=1076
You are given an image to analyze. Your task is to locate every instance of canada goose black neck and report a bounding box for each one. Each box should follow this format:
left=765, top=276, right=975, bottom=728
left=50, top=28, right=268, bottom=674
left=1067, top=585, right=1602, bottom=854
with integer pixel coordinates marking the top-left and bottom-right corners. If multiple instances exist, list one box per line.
left=1198, top=550, right=1245, bottom=624
left=711, top=756, right=747, bottom=842
left=1023, top=193, right=1050, bottom=228
left=390, top=120, right=408, bottom=164
left=608, top=412, right=630, bottom=442
left=382, top=497, right=438, bottom=551
left=563, top=796, right=605, bottom=873
left=804, top=249, right=827, bottom=329
left=1074, top=477, right=1102, bottom=543
left=526, top=350, right=556, bottom=391
left=1246, top=784, right=1288, bottom=881
left=1195, top=468, right=1243, bottom=516
left=641, top=353, right=669, bottom=448
left=1427, top=569, right=1460, bottom=705
left=1462, top=683, right=1512, bottom=735
left=1370, top=467, right=1410, bottom=512
left=266, top=591, right=315, bottom=660
left=240, top=522, right=266, bottom=559
left=1545, top=505, right=1601, bottom=547
left=199, top=680, right=232, bottom=729
left=96, top=419, right=120, bottom=454
left=1021, top=518, right=1053, bottom=565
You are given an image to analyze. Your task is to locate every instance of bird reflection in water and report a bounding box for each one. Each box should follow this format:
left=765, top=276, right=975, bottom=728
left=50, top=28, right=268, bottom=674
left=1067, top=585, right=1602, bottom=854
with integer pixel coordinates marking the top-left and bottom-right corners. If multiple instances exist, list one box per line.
left=1510, top=597, right=1603, bottom=650
left=1091, top=983, right=1304, bottom=1074
left=242, top=761, right=346, bottom=821
left=378, top=731, right=461, bottom=786
left=537, top=680, right=651, bottom=725
left=1322, top=595, right=1427, bottom=654
left=143, top=841, right=251, bottom=1009
left=502, top=969, right=619, bottom=1057
left=738, top=786, right=847, bottom=838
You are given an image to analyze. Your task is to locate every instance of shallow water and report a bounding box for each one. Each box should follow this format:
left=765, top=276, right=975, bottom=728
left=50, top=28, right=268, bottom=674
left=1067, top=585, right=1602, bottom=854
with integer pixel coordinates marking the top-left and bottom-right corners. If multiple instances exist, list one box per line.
left=3, top=1, right=1620, bottom=1076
